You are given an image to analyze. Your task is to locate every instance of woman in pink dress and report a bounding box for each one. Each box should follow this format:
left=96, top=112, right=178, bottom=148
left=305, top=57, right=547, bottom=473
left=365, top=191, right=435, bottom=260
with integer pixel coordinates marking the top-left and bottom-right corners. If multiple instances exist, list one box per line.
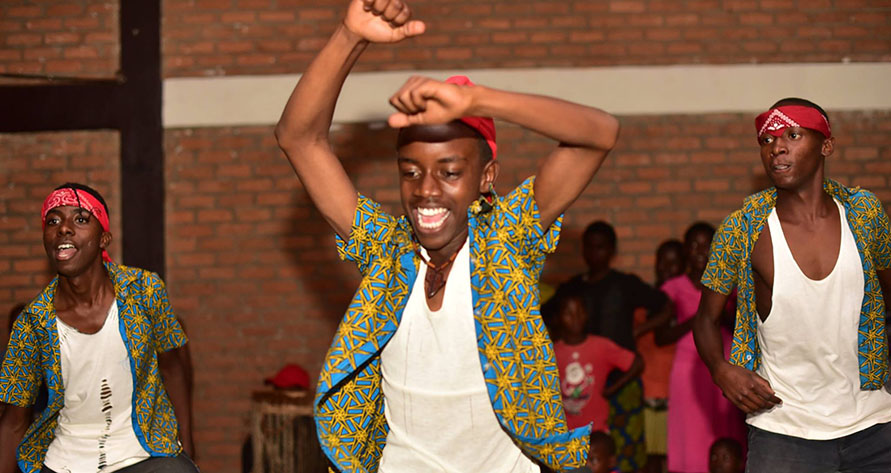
left=659, top=222, right=746, bottom=473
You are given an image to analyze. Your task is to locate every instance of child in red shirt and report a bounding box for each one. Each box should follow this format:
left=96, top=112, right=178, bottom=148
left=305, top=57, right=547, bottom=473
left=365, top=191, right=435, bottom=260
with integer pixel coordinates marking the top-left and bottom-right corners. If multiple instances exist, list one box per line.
left=555, top=291, right=643, bottom=431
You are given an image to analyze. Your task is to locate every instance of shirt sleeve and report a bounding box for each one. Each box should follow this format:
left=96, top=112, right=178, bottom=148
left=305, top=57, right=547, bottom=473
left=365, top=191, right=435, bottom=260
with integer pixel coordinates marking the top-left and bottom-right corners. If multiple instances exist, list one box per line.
left=867, top=194, right=891, bottom=270
left=605, top=338, right=636, bottom=372
left=0, top=313, right=42, bottom=407
left=334, top=194, right=399, bottom=276
left=145, top=271, right=188, bottom=353
left=702, top=209, right=745, bottom=295
left=501, top=176, right=563, bottom=264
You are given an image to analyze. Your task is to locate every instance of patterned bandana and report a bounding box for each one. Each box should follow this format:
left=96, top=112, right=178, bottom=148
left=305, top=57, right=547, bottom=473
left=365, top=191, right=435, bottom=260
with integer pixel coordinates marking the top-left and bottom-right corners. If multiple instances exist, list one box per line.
left=755, top=105, right=832, bottom=139
left=41, top=187, right=112, bottom=262
left=445, top=75, right=497, bottom=160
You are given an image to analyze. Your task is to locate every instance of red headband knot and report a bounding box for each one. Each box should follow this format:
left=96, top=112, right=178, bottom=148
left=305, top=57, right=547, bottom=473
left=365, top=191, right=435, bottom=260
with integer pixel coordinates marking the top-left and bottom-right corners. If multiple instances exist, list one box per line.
left=41, top=187, right=112, bottom=262
left=445, top=75, right=497, bottom=160
left=755, top=105, right=832, bottom=139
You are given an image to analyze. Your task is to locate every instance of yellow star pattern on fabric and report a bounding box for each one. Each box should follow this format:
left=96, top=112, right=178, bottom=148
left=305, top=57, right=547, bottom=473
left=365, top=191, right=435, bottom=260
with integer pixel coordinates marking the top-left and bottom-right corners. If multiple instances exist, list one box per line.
left=703, top=179, right=890, bottom=390
left=316, top=177, right=590, bottom=472
left=0, top=262, right=188, bottom=473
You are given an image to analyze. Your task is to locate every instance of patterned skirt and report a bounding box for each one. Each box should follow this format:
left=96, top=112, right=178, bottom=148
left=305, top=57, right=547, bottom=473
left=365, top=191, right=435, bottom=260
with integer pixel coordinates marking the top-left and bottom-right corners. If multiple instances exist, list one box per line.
left=608, top=377, right=646, bottom=472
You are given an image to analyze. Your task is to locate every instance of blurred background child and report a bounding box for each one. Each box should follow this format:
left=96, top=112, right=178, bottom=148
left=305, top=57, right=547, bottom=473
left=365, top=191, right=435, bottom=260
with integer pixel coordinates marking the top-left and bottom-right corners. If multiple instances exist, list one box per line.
left=635, top=239, right=683, bottom=473
left=554, top=290, right=643, bottom=432
left=708, top=438, right=744, bottom=473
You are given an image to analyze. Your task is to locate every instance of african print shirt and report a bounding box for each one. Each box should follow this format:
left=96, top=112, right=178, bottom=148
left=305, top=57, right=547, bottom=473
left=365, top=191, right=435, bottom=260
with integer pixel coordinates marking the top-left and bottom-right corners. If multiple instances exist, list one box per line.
left=314, top=177, right=590, bottom=473
left=702, top=179, right=891, bottom=390
left=0, top=262, right=187, bottom=473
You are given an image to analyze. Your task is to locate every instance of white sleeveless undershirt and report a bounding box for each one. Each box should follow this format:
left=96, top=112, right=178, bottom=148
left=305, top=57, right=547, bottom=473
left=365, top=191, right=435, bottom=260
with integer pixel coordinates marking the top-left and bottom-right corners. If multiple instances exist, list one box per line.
left=749, top=200, right=891, bottom=439
left=379, top=239, right=538, bottom=473
left=44, top=302, right=150, bottom=473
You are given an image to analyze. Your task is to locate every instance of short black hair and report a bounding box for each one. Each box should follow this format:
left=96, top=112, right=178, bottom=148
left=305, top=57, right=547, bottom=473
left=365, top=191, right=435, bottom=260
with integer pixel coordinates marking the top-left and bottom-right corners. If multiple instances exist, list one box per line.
left=590, top=431, right=616, bottom=456
left=656, top=238, right=683, bottom=257
left=583, top=220, right=617, bottom=249
left=710, top=437, right=743, bottom=460
left=54, top=182, right=109, bottom=215
left=771, top=97, right=830, bottom=123
left=684, top=221, right=715, bottom=244
left=556, top=284, right=585, bottom=315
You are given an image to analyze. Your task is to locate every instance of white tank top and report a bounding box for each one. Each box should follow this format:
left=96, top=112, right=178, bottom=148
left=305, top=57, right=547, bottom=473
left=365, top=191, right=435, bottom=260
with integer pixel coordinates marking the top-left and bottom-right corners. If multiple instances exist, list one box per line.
left=749, top=200, right=891, bottom=439
left=379, top=239, right=539, bottom=473
left=44, top=302, right=150, bottom=473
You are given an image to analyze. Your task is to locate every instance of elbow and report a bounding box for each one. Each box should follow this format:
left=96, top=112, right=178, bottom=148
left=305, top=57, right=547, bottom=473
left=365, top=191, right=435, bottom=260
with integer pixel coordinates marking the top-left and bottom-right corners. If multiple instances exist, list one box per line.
left=590, top=115, right=620, bottom=152
left=603, top=116, right=620, bottom=151
left=274, top=121, right=323, bottom=155
left=273, top=122, right=292, bottom=151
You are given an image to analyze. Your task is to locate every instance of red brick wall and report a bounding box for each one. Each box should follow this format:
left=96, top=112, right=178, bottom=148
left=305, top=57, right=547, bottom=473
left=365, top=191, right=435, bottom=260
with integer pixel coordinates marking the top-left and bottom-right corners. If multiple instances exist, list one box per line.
left=162, top=0, right=891, bottom=77
left=0, top=1, right=118, bottom=80
left=0, top=115, right=888, bottom=471
left=1, top=0, right=889, bottom=470
left=160, top=110, right=890, bottom=470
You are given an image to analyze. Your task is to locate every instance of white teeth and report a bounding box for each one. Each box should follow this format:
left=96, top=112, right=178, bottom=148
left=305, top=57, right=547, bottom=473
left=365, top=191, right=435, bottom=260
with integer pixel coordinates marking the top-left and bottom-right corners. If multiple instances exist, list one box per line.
left=58, top=243, right=75, bottom=250
left=418, top=220, right=445, bottom=230
left=416, top=207, right=449, bottom=230
left=417, top=207, right=447, bottom=216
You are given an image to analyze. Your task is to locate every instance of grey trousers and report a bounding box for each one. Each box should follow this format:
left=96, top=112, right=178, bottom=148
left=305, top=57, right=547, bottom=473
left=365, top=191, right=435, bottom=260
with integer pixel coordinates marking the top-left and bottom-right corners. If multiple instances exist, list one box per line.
left=746, top=422, right=891, bottom=473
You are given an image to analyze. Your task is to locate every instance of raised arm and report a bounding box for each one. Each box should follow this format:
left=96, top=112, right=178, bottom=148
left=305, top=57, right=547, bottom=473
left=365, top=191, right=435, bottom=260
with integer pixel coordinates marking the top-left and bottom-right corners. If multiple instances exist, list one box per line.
left=387, top=80, right=620, bottom=229
left=274, top=0, right=425, bottom=239
left=693, top=287, right=781, bottom=414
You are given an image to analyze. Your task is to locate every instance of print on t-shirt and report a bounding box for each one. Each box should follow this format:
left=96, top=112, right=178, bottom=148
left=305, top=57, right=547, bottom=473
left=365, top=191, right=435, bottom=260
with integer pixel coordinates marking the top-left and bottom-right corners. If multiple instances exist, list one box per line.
left=561, top=353, right=594, bottom=416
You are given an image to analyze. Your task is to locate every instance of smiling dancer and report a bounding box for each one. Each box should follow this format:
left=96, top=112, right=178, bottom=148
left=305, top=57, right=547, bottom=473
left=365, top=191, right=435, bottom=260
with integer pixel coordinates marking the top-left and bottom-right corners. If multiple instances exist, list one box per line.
left=0, top=183, right=196, bottom=473
left=694, top=99, right=891, bottom=472
left=274, top=0, right=619, bottom=470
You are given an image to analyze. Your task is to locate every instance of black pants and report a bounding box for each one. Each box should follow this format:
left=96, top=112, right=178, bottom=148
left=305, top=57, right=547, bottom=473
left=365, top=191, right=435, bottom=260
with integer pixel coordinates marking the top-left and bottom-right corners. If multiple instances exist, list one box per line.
left=41, top=453, right=198, bottom=473
left=746, top=422, right=891, bottom=473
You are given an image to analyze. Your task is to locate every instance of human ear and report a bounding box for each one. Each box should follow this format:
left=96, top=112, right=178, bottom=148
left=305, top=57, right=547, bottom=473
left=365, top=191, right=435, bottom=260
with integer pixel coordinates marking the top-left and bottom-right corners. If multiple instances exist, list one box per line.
left=100, top=232, right=113, bottom=249
left=478, top=159, right=500, bottom=193
left=821, top=136, right=835, bottom=157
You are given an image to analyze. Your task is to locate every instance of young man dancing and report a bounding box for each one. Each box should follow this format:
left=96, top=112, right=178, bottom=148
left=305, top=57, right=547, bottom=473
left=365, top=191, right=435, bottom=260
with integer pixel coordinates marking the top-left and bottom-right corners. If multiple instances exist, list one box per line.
left=0, top=184, right=196, bottom=473
left=694, top=99, right=891, bottom=472
left=274, top=0, right=619, bottom=471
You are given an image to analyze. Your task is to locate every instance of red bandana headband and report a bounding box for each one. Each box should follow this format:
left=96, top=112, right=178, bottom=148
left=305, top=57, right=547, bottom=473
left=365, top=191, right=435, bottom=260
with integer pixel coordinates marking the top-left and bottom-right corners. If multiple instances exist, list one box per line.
left=41, top=187, right=112, bottom=262
left=755, top=105, right=832, bottom=139
left=445, top=75, right=497, bottom=160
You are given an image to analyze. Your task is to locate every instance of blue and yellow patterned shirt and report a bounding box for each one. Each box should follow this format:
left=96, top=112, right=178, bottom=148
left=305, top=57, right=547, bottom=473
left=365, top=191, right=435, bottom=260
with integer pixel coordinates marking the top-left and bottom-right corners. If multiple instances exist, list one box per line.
left=0, top=262, right=188, bottom=473
left=702, top=179, right=891, bottom=390
left=314, top=177, right=590, bottom=473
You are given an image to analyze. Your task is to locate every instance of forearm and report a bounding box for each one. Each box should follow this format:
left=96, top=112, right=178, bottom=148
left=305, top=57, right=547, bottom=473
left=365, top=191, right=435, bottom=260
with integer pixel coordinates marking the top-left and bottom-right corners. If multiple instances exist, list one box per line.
left=467, top=87, right=619, bottom=227
left=656, top=317, right=694, bottom=346
left=604, top=357, right=643, bottom=397
left=276, top=25, right=366, bottom=147
left=159, top=349, right=194, bottom=457
left=693, top=309, right=730, bottom=376
left=0, top=404, right=30, bottom=473
left=637, top=304, right=671, bottom=339
left=634, top=315, right=664, bottom=337
left=467, top=86, right=618, bottom=152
